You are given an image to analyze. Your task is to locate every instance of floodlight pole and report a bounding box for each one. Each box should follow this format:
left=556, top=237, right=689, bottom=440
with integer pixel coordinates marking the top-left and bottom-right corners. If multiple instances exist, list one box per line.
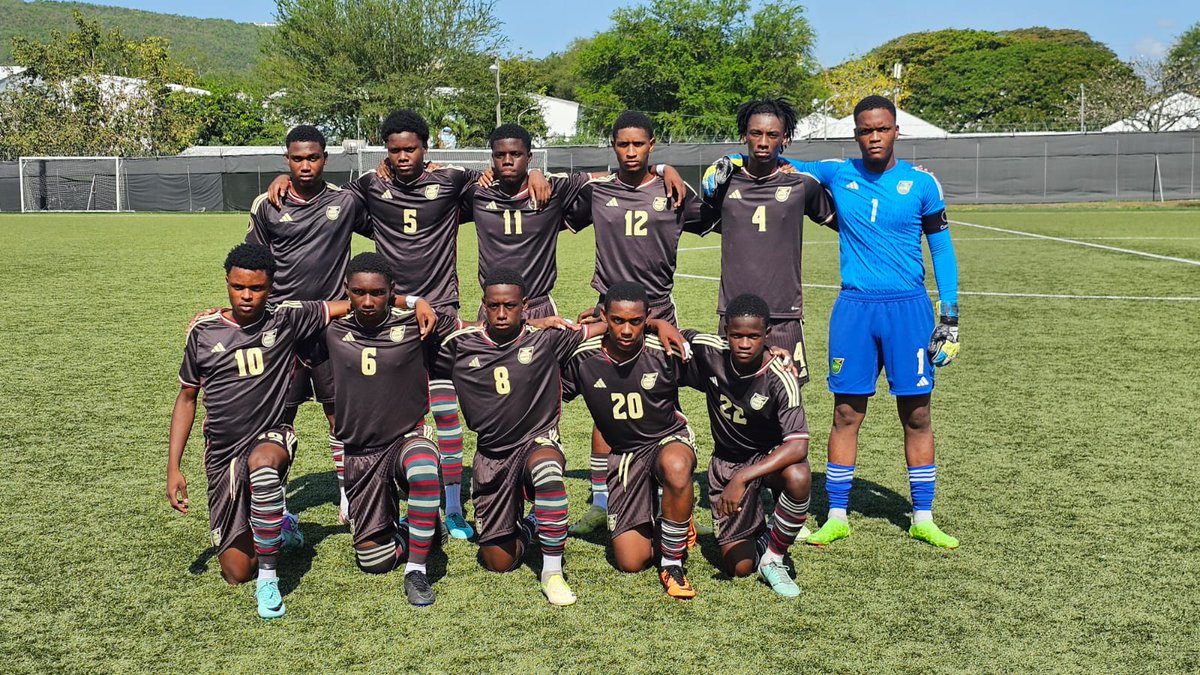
left=490, top=60, right=502, bottom=128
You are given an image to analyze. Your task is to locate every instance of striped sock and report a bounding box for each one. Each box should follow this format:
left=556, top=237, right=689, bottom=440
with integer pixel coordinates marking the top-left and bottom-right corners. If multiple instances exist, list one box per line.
left=531, top=458, right=568, bottom=578
left=659, top=517, right=690, bottom=567
left=764, top=492, right=811, bottom=563
left=400, top=443, right=441, bottom=566
left=429, top=381, right=464, bottom=511
left=589, top=452, right=608, bottom=510
left=328, top=435, right=345, bottom=493
left=908, top=464, right=937, bottom=524
left=355, top=539, right=400, bottom=574
left=825, top=462, right=855, bottom=522
left=249, top=466, right=286, bottom=571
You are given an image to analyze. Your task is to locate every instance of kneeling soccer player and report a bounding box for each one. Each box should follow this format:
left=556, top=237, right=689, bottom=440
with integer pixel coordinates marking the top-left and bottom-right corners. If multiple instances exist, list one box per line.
left=683, top=294, right=812, bottom=598
left=430, top=269, right=597, bottom=606
left=311, top=253, right=461, bottom=606
left=560, top=281, right=699, bottom=599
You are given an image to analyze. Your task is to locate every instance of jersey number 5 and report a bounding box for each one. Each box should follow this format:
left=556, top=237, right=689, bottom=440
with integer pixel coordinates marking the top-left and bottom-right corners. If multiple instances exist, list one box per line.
left=403, top=208, right=418, bottom=234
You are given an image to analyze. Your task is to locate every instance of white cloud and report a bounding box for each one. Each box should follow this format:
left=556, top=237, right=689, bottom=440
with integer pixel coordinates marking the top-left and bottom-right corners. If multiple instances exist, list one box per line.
left=1135, top=36, right=1167, bottom=58
left=1156, top=18, right=1174, bottom=29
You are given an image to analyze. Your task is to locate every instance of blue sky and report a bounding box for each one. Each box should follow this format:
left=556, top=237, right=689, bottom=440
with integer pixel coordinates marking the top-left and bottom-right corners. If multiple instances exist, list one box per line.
left=48, top=0, right=1198, bottom=67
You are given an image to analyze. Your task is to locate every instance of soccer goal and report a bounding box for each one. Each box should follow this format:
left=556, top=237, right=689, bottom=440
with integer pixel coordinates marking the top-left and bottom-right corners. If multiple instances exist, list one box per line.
left=348, top=146, right=549, bottom=179
left=18, top=156, right=125, bottom=212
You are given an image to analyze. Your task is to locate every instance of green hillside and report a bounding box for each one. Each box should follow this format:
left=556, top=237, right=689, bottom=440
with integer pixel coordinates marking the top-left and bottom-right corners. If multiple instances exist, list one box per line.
left=0, top=0, right=268, bottom=79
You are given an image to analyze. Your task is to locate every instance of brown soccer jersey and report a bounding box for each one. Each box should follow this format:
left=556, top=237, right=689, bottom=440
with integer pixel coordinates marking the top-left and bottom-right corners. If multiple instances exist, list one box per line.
left=314, top=308, right=461, bottom=452
left=431, top=324, right=585, bottom=456
left=713, top=166, right=835, bottom=319
left=565, top=174, right=709, bottom=305
left=178, top=301, right=331, bottom=468
left=561, top=334, right=690, bottom=453
left=245, top=184, right=369, bottom=303
left=682, top=330, right=809, bottom=463
left=345, top=167, right=480, bottom=308
left=464, top=172, right=590, bottom=300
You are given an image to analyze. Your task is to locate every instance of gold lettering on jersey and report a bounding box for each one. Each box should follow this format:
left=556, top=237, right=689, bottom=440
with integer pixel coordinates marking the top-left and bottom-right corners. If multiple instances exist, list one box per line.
left=652, top=196, right=668, bottom=212
left=326, top=205, right=341, bottom=220
left=381, top=189, right=393, bottom=200
left=280, top=213, right=295, bottom=223
left=897, top=180, right=913, bottom=195
left=518, top=347, right=534, bottom=364
left=389, top=326, right=405, bottom=342
left=641, top=372, right=658, bottom=390
left=424, top=185, right=440, bottom=200
left=750, top=393, right=769, bottom=410
left=774, top=186, right=791, bottom=202
left=262, top=330, right=277, bottom=348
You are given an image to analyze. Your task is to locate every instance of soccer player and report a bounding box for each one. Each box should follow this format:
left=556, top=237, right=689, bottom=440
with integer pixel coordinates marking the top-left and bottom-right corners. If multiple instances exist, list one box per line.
left=562, top=111, right=707, bottom=536
left=768, top=96, right=961, bottom=549
left=166, top=243, right=433, bottom=619
left=266, top=110, right=551, bottom=540
left=311, top=253, right=461, bottom=606
left=428, top=268, right=592, bottom=606
left=682, top=294, right=812, bottom=598
left=699, top=97, right=837, bottom=385
left=246, top=124, right=369, bottom=524
left=560, top=281, right=700, bottom=599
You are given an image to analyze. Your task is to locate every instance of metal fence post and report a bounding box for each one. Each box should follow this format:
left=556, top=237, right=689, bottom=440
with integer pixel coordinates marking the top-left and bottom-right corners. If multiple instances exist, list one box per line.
left=974, top=141, right=980, bottom=202
left=1114, top=139, right=1119, bottom=198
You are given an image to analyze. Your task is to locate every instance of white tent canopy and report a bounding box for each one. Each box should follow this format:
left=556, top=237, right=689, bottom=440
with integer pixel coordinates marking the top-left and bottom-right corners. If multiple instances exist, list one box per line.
left=797, top=106, right=949, bottom=139
left=1102, top=92, right=1200, bottom=133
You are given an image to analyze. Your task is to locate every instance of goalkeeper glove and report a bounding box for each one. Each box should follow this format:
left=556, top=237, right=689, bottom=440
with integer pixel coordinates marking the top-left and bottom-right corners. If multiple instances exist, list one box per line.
left=700, top=154, right=744, bottom=200
left=928, top=302, right=959, bottom=368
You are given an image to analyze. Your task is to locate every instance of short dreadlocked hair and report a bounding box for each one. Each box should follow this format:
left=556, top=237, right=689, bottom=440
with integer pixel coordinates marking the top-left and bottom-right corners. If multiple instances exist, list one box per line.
left=345, top=252, right=395, bottom=285
left=735, top=97, right=798, bottom=140
left=224, top=243, right=276, bottom=278
left=603, top=280, right=649, bottom=314
left=483, top=267, right=527, bottom=296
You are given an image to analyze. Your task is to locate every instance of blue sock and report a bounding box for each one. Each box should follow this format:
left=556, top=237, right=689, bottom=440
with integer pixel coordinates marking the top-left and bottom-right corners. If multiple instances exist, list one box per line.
left=825, top=462, right=854, bottom=521
left=908, top=464, right=936, bottom=523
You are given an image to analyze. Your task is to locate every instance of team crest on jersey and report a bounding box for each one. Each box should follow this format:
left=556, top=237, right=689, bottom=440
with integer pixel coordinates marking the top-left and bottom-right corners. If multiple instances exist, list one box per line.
left=261, top=329, right=277, bottom=348
left=518, top=347, right=534, bottom=364
left=326, top=205, right=341, bottom=220
left=389, top=326, right=405, bottom=342
left=607, top=513, right=618, bottom=531
left=641, top=373, right=658, bottom=390
left=424, top=185, right=440, bottom=200
left=652, top=196, right=668, bottom=212
left=775, top=186, right=791, bottom=202
left=750, top=393, right=769, bottom=410
left=831, top=357, right=844, bottom=374
left=210, top=527, right=222, bottom=547
left=896, top=180, right=913, bottom=195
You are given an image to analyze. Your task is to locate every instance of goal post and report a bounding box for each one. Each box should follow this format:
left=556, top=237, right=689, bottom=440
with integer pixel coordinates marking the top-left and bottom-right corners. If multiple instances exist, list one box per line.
left=18, top=156, right=124, bottom=212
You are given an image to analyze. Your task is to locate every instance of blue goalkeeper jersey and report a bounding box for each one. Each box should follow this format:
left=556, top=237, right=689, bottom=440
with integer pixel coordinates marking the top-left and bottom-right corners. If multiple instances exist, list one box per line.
left=792, top=158, right=945, bottom=294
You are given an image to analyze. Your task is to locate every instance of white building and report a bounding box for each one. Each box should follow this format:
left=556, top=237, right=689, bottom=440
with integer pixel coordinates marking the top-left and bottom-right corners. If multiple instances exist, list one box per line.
left=531, top=94, right=579, bottom=141
left=1102, top=92, right=1200, bottom=133
left=796, top=107, right=950, bottom=139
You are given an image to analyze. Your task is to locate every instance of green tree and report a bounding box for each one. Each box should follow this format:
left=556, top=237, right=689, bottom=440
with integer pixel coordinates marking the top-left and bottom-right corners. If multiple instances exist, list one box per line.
left=0, top=10, right=202, bottom=158
left=572, top=0, right=819, bottom=141
left=1165, top=22, right=1200, bottom=94
left=262, top=0, right=544, bottom=145
left=184, top=87, right=288, bottom=146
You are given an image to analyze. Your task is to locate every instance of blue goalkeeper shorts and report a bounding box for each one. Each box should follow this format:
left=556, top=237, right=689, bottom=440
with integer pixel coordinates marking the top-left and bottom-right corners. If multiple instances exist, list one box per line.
left=827, top=288, right=936, bottom=397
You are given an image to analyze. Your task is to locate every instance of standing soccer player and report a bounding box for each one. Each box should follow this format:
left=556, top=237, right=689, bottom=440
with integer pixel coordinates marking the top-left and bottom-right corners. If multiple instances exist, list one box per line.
left=312, top=253, right=460, bottom=606
left=700, top=98, right=837, bottom=384
left=562, top=111, right=707, bottom=535
left=560, top=281, right=700, bottom=599
left=682, top=294, right=812, bottom=598
left=246, top=124, right=369, bottom=524
left=784, top=96, right=962, bottom=548
left=167, top=244, right=432, bottom=619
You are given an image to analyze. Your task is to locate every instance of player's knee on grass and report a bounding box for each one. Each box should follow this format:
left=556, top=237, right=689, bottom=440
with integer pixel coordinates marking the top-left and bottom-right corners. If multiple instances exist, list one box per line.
left=217, top=531, right=257, bottom=585
left=355, top=538, right=400, bottom=575
left=779, top=461, right=812, bottom=498
left=478, top=537, right=523, bottom=573
left=656, top=443, right=696, bottom=494
left=612, top=527, right=654, bottom=573
left=721, top=540, right=758, bottom=578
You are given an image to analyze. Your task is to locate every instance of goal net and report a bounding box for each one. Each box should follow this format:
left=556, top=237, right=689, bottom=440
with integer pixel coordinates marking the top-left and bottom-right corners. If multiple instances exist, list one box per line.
left=348, top=147, right=549, bottom=179
left=19, top=156, right=124, bottom=212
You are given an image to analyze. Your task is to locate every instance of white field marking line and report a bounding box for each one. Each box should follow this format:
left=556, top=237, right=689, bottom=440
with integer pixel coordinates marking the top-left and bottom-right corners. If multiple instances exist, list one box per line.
left=673, top=274, right=1200, bottom=302
left=949, top=219, right=1200, bottom=266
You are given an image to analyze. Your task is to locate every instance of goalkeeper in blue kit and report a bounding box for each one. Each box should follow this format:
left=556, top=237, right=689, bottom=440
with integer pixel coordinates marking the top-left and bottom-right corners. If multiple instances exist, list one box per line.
left=704, top=95, right=961, bottom=548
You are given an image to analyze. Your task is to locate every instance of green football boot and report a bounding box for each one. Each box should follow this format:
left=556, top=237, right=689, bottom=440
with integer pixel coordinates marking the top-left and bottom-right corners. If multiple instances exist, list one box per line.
left=256, top=578, right=286, bottom=620
left=909, top=520, right=959, bottom=549
left=805, top=518, right=850, bottom=546
left=569, top=504, right=608, bottom=536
